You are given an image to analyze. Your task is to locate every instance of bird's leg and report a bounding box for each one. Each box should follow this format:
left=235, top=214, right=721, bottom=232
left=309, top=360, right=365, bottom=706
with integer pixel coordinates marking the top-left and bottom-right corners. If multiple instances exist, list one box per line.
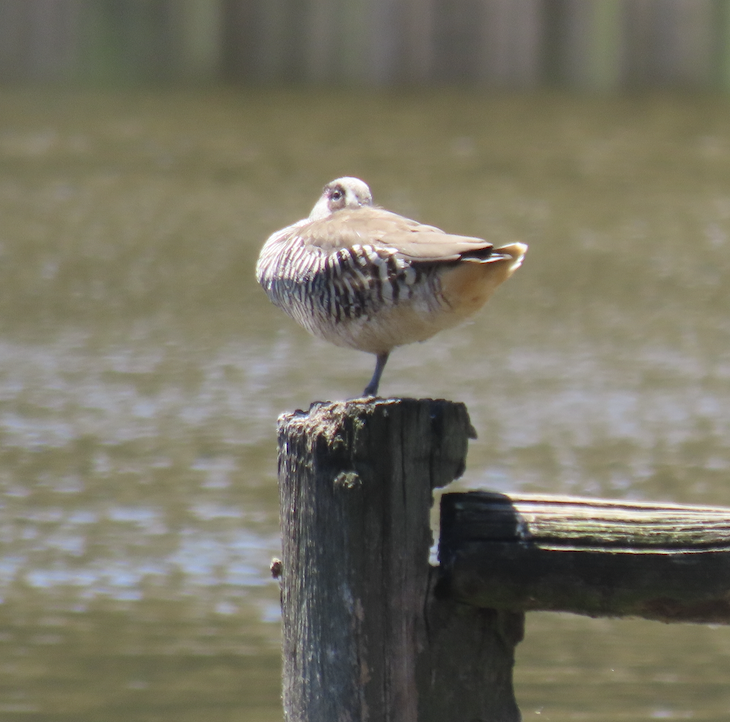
left=363, top=352, right=389, bottom=397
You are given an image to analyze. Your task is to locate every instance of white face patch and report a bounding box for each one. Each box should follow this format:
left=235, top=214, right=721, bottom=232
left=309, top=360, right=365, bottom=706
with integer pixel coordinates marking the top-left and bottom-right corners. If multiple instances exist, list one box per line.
left=308, top=177, right=374, bottom=220
left=338, top=177, right=372, bottom=208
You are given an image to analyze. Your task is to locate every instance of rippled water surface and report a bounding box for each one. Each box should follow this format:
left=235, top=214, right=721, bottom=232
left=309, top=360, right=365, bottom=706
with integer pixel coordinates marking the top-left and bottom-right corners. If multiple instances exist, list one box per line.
left=2, top=89, right=730, bottom=719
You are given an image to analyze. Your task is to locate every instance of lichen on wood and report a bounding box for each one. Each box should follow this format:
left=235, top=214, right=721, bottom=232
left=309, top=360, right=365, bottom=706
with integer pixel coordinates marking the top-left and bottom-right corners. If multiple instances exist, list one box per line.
left=440, top=491, right=730, bottom=624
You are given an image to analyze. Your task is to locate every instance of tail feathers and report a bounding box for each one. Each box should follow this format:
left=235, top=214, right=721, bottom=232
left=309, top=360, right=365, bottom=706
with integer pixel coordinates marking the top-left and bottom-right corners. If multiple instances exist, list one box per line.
left=489, top=242, right=527, bottom=271
left=463, top=242, right=527, bottom=271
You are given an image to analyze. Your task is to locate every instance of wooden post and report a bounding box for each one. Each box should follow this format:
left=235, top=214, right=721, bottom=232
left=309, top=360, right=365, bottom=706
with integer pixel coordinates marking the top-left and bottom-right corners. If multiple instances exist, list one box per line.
left=440, top=491, right=730, bottom=624
left=276, top=399, right=522, bottom=722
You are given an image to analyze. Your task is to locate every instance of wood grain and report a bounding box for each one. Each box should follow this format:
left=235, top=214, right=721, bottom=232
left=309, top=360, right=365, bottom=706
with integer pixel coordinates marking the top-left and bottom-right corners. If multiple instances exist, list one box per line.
left=277, top=399, right=521, bottom=722
left=440, top=491, right=730, bottom=623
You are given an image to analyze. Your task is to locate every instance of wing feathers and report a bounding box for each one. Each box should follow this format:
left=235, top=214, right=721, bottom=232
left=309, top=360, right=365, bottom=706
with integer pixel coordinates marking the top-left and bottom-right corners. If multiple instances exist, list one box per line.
left=296, top=207, right=493, bottom=263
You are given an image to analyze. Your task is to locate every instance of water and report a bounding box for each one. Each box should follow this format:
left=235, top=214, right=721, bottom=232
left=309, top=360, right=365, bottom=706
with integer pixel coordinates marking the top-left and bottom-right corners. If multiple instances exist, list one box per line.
left=1, top=89, right=730, bottom=719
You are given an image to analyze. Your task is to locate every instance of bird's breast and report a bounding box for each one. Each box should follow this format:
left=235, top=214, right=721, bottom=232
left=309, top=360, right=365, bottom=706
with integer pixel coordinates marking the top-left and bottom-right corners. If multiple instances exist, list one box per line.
left=257, top=234, right=444, bottom=347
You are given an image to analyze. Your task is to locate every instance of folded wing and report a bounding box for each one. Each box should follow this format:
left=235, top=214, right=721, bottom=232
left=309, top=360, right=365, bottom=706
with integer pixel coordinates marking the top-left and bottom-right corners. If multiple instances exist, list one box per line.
left=296, top=207, right=495, bottom=263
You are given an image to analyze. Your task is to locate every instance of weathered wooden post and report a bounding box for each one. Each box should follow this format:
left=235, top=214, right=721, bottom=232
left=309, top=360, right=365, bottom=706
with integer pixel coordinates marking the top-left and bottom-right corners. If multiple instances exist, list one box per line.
left=276, top=398, right=522, bottom=722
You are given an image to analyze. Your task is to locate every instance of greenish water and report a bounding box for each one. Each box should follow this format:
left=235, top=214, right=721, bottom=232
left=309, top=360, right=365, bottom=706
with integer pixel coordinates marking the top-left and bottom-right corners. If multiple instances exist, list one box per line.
left=1, top=89, right=730, bottom=719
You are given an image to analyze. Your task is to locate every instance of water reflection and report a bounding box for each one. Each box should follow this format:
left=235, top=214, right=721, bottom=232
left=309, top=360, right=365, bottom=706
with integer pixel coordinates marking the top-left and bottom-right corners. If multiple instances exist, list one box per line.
left=1, top=89, right=730, bottom=719
left=0, top=335, right=281, bottom=602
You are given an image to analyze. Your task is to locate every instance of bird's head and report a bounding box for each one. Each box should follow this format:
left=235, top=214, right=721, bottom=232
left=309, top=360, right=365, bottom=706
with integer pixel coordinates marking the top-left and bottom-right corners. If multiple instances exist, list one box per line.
left=309, top=177, right=373, bottom=220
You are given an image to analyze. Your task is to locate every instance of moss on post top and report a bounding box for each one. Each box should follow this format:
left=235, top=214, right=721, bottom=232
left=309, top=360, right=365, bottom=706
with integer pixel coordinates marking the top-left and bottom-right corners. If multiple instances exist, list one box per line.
left=278, top=398, right=476, bottom=491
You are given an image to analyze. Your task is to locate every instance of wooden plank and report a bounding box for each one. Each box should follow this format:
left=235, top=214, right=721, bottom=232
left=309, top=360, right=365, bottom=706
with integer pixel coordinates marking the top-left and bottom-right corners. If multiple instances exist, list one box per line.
left=440, top=491, right=730, bottom=623
left=576, top=0, right=623, bottom=91
left=477, top=0, right=543, bottom=88
left=251, top=0, right=297, bottom=82
left=277, top=400, right=521, bottom=722
left=431, top=0, right=481, bottom=82
left=713, top=0, right=730, bottom=90
left=339, top=0, right=370, bottom=83
left=400, top=0, right=434, bottom=84
left=543, top=0, right=623, bottom=91
left=0, top=0, right=81, bottom=83
left=302, top=0, right=336, bottom=82
left=172, top=0, right=222, bottom=81
left=624, top=0, right=715, bottom=88
left=367, top=0, right=401, bottom=84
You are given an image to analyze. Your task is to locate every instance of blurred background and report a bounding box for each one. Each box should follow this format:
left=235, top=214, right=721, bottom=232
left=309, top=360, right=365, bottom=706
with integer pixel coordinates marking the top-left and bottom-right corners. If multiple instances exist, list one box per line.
left=2, top=0, right=730, bottom=89
left=2, top=1, right=730, bottom=721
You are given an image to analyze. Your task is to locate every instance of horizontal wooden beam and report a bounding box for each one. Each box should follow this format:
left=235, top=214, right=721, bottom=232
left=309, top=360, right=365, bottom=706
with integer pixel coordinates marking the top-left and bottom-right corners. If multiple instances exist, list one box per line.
left=438, top=491, right=730, bottom=624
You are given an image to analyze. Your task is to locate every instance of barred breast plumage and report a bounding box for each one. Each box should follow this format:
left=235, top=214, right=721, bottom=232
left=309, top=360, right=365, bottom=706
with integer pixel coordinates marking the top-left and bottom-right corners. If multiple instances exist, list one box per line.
left=256, top=177, right=527, bottom=397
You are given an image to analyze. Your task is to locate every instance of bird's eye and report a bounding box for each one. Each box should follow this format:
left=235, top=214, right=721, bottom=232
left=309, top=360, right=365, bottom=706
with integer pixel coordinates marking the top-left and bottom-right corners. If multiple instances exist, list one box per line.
left=330, top=187, right=344, bottom=202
